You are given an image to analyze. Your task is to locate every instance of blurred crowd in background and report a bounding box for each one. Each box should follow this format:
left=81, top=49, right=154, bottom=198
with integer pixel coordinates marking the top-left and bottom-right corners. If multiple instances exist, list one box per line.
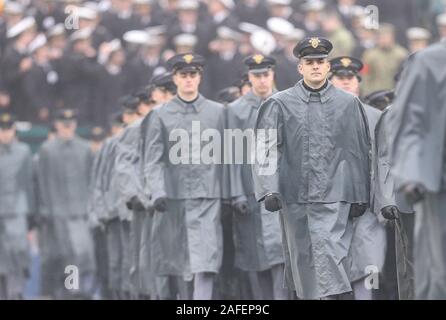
left=0, top=0, right=446, bottom=129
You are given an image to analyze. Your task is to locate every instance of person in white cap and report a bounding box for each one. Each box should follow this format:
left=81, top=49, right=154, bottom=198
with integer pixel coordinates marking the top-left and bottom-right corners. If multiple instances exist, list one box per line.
left=234, top=0, right=270, bottom=28
left=295, top=0, right=325, bottom=36
left=46, top=23, right=67, bottom=60
left=167, top=0, right=214, bottom=56
left=3, top=1, right=25, bottom=30
left=273, top=28, right=304, bottom=90
left=77, top=5, right=113, bottom=50
left=266, top=17, right=294, bottom=51
left=267, top=0, right=294, bottom=24
left=250, top=29, right=277, bottom=56
left=95, top=39, right=129, bottom=125
left=23, top=34, right=60, bottom=123
left=101, top=0, right=140, bottom=39
left=59, top=27, right=107, bottom=123
left=133, top=0, right=163, bottom=29
left=205, top=26, right=244, bottom=99
left=173, top=33, right=198, bottom=54
left=127, top=34, right=167, bottom=90
left=436, top=13, right=446, bottom=40
left=207, top=0, right=238, bottom=29
left=2, top=16, right=36, bottom=120
left=406, top=27, right=431, bottom=54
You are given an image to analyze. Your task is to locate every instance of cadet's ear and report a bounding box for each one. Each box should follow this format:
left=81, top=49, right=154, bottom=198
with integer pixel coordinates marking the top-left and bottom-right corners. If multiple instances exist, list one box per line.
left=172, top=72, right=180, bottom=86
left=297, top=62, right=303, bottom=76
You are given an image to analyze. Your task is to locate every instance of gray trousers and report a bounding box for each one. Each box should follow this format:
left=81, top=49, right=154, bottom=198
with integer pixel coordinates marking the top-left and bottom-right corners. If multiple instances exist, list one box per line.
left=414, top=192, right=446, bottom=299
left=248, top=264, right=288, bottom=300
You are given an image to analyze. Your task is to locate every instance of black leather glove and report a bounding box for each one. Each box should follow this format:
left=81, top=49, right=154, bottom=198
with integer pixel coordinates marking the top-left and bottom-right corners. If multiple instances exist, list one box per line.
left=154, top=197, right=167, bottom=212
left=349, top=203, right=367, bottom=218
left=264, top=193, right=282, bottom=212
left=381, top=205, right=399, bottom=220
left=127, top=196, right=145, bottom=211
left=402, top=183, right=425, bottom=205
left=233, top=201, right=249, bottom=215
left=28, top=214, right=46, bottom=229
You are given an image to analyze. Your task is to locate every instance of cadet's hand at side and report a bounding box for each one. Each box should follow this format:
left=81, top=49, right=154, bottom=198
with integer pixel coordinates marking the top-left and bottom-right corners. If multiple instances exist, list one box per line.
left=154, top=197, right=167, bottom=212
left=402, top=183, right=425, bottom=205
left=264, top=193, right=282, bottom=212
left=349, top=203, right=367, bottom=218
left=233, top=201, right=249, bottom=215
left=381, top=205, right=399, bottom=220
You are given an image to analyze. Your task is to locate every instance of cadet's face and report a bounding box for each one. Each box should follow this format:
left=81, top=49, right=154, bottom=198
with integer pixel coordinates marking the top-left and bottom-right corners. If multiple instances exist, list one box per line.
left=116, top=0, right=132, bottom=11
left=298, top=58, right=330, bottom=86
left=152, top=87, right=168, bottom=104
left=241, top=83, right=252, bottom=96
left=378, top=32, right=395, bottom=48
left=0, top=127, right=16, bottom=145
left=248, top=70, right=275, bottom=97
left=50, top=35, right=66, bottom=50
left=409, top=39, right=428, bottom=53
left=111, top=125, right=124, bottom=136
left=135, top=3, right=152, bottom=16
left=331, top=74, right=360, bottom=96
left=179, top=10, right=198, bottom=24
left=173, top=70, right=201, bottom=96
left=138, top=101, right=156, bottom=116
left=123, top=111, right=139, bottom=124
left=21, top=28, right=37, bottom=46
left=110, top=49, right=126, bottom=66
left=55, top=120, right=77, bottom=139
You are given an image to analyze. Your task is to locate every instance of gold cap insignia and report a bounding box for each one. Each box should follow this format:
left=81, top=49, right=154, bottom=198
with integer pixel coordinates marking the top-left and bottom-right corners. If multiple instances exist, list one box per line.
left=1, top=114, right=11, bottom=122
left=183, top=54, right=194, bottom=64
left=253, top=54, right=264, bottom=64
left=92, top=127, right=103, bottom=135
left=309, top=37, right=320, bottom=49
left=340, top=57, right=352, bottom=68
left=64, top=110, right=74, bottom=118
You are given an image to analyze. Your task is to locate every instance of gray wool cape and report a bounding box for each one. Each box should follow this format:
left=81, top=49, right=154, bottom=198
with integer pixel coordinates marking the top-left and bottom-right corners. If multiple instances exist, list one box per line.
left=389, top=40, right=446, bottom=300
left=252, top=80, right=371, bottom=299
left=226, top=90, right=285, bottom=272
left=142, top=95, right=227, bottom=276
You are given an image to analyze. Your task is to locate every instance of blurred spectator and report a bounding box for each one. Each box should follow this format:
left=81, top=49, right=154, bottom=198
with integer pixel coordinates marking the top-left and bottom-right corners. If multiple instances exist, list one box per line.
left=204, top=26, right=245, bottom=98
left=296, top=0, right=325, bottom=37
left=167, top=0, right=214, bottom=56
left=362, top=23, right=408, bottom=95
left=132, top=0, right=164, bottom=29
left=207, top=0, right=239, bottom=29
left=58, top=28, right=105, bottom=124
left=2, top=16, right=37, bottom=120
left=406, top=27, right=431, bottom=53
left=23, top=34, right=59, bottom=123
left=234, top=0, right=270, bottom=28
left=273, top=28, right=304, bottom=90
left=321, top=10, right=356, bottom=58
left=436, top=13, right=446, bottom=39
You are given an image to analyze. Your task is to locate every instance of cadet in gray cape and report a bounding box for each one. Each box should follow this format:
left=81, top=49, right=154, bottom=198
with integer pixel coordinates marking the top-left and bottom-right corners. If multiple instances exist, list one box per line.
left=226, top=54, right=288, bottom=300
left=389, top=39, right=446, bottom=300
left=96, top=96, right=141, bottom=300
left=87, top=124, right=111, bottom=299
left=138, top=74, right=189, bottom=300
left=373, top=104, right=415, bottom=300
left=89, top=112, right=126, bottom=300
left=143, top=53, right=226, bottom=300
left=36, top=109, right=96, bottom=299
left=253, top=37, right=371, bottom=300
left=114, top=88, right=157, bottom=299
left=0, top=112, right=34, bottom=299
left=329, top=56, right=386, bottom=300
